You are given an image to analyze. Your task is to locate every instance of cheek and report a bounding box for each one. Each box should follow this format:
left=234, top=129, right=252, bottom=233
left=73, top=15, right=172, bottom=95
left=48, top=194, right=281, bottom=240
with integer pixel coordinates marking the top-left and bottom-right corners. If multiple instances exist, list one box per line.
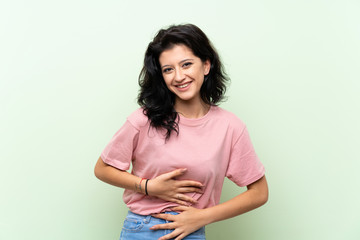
left=162, top=76, right=173, bottom=89
left=162, top=74, right=169, bottom=83
left=192, top=67, right=205, bottom=79
left=195, top=70, right=205, bottom=82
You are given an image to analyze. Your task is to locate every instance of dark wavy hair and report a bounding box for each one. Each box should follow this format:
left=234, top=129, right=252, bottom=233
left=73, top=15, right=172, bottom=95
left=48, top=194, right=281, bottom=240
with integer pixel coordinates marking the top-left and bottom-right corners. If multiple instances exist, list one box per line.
left=137, top=23, right=229, bottom=140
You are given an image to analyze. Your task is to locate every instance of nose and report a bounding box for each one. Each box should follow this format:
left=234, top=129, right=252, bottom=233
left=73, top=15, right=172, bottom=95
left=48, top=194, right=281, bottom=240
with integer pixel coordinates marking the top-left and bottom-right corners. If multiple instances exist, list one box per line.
left=174, top=68, right=185, bottom=82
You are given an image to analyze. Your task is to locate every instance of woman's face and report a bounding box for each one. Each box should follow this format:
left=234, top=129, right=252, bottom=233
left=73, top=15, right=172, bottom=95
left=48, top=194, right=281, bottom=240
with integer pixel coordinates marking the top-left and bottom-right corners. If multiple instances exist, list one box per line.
left=159, top=44, right=210, bottom=104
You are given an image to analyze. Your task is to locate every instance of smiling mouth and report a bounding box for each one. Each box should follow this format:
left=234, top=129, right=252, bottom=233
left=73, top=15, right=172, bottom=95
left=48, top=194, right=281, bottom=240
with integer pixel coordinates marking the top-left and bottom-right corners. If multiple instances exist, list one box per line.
left=176, top=82, right=191, bottom=89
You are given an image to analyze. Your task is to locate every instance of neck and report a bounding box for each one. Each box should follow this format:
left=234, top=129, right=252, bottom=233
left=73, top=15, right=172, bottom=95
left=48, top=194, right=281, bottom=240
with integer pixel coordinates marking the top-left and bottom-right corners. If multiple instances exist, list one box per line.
left=174, top=99, right=210, bottom=119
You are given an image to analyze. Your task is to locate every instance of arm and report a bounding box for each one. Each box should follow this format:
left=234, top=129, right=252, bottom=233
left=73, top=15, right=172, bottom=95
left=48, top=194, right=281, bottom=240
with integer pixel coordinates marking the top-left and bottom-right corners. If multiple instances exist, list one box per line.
left=201, top=175, right=268, bottom=223
left=94, top=157, right=146, bottom=192
left=94, top=157, right=203, bottom=205
left=151, top=175, right=268, bottom=240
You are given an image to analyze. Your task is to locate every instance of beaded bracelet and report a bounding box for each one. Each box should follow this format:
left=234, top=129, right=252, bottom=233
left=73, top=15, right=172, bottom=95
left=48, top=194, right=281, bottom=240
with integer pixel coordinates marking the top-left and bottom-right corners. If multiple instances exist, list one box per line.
left=139, top=178, right=145, bottom=193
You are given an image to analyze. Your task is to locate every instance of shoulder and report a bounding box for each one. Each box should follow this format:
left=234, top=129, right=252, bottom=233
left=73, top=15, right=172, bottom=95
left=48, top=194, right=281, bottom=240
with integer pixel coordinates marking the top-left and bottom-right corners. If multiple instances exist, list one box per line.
left=211, top=106, right=247, bottom=140
left=211, top=106, right=246, bottom=128
left=127, top=108, right=149, bottom=130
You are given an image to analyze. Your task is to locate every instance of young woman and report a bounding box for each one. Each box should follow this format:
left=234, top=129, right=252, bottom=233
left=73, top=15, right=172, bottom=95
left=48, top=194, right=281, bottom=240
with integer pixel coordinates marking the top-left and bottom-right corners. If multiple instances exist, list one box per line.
left=95, top=23, right=268, bottom=240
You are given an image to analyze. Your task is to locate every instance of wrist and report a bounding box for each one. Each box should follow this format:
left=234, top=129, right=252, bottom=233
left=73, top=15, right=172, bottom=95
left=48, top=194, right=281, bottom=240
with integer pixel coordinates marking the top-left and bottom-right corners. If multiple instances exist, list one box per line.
left=137, top=178, right=146, bottom=194
left=200, top=207, right=217, bottom=225
left=137, top=178, right=150, bottom=195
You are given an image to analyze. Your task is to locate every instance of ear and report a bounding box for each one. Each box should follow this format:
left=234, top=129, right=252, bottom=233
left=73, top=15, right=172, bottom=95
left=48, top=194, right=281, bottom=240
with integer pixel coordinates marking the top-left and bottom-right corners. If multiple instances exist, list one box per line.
left=204, top=59, right=211, bottom=75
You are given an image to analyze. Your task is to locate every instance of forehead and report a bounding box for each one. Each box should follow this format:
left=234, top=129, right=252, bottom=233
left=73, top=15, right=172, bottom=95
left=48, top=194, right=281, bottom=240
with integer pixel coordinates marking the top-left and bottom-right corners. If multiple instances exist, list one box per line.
left=159, top=44, right=197, bottom=65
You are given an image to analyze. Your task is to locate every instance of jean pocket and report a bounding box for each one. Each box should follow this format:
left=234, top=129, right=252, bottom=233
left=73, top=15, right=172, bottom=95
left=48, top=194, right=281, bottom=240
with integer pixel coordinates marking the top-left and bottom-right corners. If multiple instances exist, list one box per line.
left=122, top=217, right=144, bottom=232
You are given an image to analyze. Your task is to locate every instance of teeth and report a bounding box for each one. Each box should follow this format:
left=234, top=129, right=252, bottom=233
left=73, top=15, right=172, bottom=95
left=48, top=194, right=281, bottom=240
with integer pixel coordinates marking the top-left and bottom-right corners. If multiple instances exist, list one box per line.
left=177, top=83, right=190, bottom=88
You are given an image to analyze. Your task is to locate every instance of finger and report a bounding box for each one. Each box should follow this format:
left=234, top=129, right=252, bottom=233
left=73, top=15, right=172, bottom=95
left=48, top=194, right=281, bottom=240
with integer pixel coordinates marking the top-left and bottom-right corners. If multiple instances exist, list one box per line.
left=178, top=187, right=204, bottom=194
left=174, top=194, right=197, bottom=204
left=174, top=199, right=191, bottom=206
left=158, top=229, right=181, bottom=240
left=152, top=213, right=175, bottom=221
left=177, top=180, right=204, bottom=188
left=175, top=233, right=187, bottom=240
left=149, top=223, right=174, bottom=230
left=163, top=168, right=187, bottom=180
left=170, top=205, right=190, bottom=212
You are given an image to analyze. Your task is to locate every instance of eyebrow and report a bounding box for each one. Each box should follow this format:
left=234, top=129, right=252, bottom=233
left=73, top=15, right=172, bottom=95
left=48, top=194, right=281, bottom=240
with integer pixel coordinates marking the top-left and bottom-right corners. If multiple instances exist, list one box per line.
left=161, top=58, right=194, bottom=69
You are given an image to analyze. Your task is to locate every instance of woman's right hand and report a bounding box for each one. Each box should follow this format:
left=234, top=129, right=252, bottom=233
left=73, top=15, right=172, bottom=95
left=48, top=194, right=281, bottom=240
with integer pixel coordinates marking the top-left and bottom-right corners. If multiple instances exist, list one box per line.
left=94, top=158, right=203, bottom=206
left=147, top=168, right=203, bottom=206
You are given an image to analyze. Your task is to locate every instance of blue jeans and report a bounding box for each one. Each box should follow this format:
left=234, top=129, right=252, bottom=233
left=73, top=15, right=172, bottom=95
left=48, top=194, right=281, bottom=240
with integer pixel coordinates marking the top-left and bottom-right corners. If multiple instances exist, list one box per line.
left=119, top=211, right=206, bottom=240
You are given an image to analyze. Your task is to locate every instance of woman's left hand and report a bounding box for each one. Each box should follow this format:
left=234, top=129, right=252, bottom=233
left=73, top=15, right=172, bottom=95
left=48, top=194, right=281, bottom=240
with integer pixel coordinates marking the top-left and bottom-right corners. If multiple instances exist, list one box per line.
left=150, top=206, right=208, bottom=240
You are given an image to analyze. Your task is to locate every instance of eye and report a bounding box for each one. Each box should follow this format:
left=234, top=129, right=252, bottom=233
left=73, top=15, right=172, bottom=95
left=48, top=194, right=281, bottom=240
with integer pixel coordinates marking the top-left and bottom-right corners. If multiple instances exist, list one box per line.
left=163, top=67, right=173, bottom=73
left=182, top=62, right=193, bottom=68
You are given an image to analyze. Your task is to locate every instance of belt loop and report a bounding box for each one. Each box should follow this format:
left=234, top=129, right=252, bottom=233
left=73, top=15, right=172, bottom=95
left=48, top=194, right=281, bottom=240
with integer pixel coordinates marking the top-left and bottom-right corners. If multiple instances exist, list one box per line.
left=144, top=214, right=151, bottom=223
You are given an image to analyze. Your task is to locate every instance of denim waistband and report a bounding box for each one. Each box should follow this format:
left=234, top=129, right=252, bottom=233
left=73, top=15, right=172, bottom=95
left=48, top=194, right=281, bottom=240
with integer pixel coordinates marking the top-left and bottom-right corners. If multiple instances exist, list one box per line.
left=126, top=211, right=179, bottom=223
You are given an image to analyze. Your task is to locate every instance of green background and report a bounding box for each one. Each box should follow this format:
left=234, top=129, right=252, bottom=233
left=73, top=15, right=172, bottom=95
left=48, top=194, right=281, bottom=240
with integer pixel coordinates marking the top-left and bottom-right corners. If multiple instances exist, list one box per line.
left=1, top=0, right=359, bottom=239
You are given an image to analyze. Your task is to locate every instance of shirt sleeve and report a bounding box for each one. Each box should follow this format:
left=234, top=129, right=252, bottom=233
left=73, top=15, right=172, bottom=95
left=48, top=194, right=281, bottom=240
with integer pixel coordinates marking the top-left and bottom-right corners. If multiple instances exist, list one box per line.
left=100, top=120, right=139, bottom=171
left=226, top=127, right=265, bottom=187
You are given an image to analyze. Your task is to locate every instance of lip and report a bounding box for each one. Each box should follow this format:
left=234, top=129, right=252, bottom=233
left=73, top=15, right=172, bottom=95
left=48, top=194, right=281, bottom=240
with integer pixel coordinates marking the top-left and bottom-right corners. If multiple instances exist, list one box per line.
left=175, top=81, right=192, bottom=91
